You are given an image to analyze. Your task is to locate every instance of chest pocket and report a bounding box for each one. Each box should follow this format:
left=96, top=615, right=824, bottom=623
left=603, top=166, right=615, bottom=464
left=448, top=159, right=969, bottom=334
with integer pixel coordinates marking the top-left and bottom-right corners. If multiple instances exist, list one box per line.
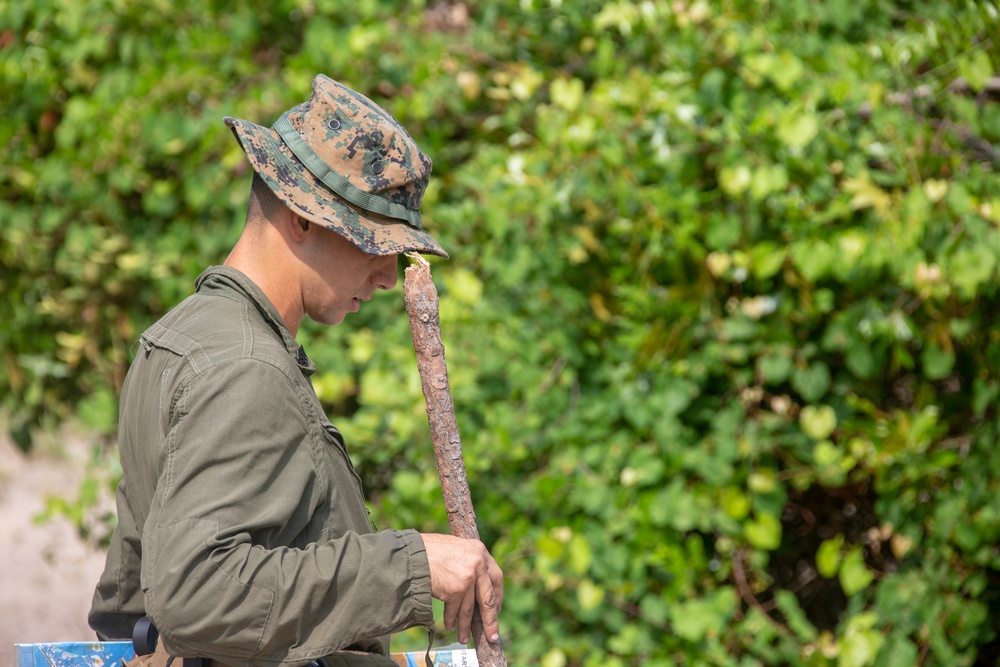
left=318, top=421, right=378, bottom=534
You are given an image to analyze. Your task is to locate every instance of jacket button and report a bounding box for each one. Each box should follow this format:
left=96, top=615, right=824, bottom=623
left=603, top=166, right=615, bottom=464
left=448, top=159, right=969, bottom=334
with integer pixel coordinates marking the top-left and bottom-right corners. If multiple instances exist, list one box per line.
left=328, top=118, right=341, bottom=130
left=372, top=161, right=384, bottom=174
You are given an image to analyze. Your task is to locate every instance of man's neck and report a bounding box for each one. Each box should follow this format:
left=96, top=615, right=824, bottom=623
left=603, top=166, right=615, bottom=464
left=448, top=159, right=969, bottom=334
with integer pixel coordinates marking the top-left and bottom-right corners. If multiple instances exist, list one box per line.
left=224, top=233, right=304, bottom=338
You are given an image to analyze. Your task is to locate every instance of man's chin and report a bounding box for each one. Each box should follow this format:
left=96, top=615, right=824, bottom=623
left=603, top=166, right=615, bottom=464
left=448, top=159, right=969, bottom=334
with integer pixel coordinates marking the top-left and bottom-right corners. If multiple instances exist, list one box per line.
left=308, top=311, right=347, bottom=327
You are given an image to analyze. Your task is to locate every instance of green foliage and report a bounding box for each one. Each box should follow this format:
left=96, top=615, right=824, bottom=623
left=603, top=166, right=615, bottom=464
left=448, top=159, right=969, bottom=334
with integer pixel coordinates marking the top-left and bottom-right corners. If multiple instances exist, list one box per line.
left=34, top=440, right=120, bottom=547
left=3, top=0, right=999, bottom=664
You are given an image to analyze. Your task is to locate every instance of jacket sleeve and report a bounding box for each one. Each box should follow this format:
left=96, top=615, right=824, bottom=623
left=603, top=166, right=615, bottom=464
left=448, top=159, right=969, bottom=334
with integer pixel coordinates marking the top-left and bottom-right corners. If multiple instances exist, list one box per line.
left=141, top=358, right=433, bottom=666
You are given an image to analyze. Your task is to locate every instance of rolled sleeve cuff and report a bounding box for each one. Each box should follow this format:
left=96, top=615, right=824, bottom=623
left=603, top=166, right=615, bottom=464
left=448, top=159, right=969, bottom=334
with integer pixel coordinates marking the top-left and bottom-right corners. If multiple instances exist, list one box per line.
left=400, top=529, right=433, bottom=627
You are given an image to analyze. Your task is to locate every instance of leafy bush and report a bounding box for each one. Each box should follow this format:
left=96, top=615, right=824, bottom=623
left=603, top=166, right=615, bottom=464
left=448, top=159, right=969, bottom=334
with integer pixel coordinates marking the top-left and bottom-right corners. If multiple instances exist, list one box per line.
left=3, top=1, right=999, bottom=665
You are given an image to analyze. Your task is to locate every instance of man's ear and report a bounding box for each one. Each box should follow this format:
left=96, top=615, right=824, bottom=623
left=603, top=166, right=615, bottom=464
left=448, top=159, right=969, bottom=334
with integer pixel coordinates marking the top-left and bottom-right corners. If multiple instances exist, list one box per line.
left=287, top=210, right=310, bottom=241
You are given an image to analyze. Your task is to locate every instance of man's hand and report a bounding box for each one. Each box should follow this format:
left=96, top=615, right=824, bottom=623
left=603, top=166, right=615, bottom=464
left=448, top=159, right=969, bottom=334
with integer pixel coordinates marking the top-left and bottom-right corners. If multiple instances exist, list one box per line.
left=420, top=533, right=504, bottom=645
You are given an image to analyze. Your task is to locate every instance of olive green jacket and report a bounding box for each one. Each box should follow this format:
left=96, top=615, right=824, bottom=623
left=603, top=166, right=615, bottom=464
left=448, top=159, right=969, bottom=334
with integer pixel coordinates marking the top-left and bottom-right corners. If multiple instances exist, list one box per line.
left=89, top=266, right=433, bottom=666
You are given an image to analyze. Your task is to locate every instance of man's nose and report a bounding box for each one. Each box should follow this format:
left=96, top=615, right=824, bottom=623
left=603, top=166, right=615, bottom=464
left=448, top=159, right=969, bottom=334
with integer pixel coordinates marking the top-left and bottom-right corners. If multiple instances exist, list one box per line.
left=373, top=255, right=399, bottom=291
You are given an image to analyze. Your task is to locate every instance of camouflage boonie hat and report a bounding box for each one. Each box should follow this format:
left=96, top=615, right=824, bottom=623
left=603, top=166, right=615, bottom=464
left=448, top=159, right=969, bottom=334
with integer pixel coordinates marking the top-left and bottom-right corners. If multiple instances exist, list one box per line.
left=223, top=74, right=447, bottom=258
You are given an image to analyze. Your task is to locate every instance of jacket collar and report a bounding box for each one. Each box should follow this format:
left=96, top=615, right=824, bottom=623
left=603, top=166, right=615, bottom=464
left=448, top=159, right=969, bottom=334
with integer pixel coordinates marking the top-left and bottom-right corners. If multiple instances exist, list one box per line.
left=195, top=265, right=316, bottom=377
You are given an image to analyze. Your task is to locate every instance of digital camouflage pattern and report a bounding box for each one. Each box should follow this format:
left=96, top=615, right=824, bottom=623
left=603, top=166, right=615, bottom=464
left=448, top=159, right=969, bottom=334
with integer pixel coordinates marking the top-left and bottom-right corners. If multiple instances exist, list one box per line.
left=224, top=74, right=447, bottom=258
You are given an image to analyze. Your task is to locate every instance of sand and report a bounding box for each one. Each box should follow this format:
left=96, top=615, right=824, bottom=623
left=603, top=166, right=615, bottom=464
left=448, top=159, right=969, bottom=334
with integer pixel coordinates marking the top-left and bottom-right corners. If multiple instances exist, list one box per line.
left=0, top=431, right=109, bottom=667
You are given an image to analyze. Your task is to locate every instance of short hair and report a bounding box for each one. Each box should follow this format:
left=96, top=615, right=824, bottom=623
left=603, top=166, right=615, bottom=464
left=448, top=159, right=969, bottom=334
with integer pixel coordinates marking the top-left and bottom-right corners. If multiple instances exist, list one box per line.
left=246, top=171, right=286, bottom=227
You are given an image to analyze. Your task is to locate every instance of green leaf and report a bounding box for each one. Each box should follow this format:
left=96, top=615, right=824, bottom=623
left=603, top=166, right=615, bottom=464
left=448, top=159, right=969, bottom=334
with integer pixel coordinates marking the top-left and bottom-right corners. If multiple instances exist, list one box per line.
left=443, top=267, right=484, bottom=306
left=654, top=479, right=700, bottom=531
left=948, top=245, right=996, bottom=298
left=721, top=487, right=751, bottom=520
left=792, top=362, right=831, bottom=402
left=800, top=404, right=837, bottom=440
left=639, top=593, right=671, bottom=626
left=920, top=343, right=955, bottom=380
left=541, top=648, right=567, bottom=667
left=945, top=182, right=973, bottom=215
left=774, top=589, right=817, bottom=640
left=839, top=548, right=875, bottom=596
left=758, top=350, right=794, bottom=384
left=957, top=49, right=994, bottom=92
left=954, top=521, right=982, bottom=552
left=816, top=535, right=844, bottom=578
left=669, top=589, right=737, bottom=642
left=777, top=108, right=818, bottom=149
left=719, top=164, right=751, bottom=197
left=550, top=77, right=585, bottom=112
left=923, top=179, right=948, bottom=203
left=745, top=512, right=782, bottom=550
left=607, top=623, right=656, bottom=655
left=750, top=164, right=789, bottom=201
left=814, top=441, right=842, bottom=466
left=973, top=378, right=999, bottom=416
left=576, top=579, right=605, bottom=612
left=874, top=634, right=920, bottom=667
left=749, top=241, right=786, bottom=279
left=839, top=612, right=885, bottom=667
left=748, top=469, right=779, bottom=494
left=791, top=239, right=836, bottom=281
left=568, top=534, right=593, bottom=574
left=845, top=341, right=877, bottom=379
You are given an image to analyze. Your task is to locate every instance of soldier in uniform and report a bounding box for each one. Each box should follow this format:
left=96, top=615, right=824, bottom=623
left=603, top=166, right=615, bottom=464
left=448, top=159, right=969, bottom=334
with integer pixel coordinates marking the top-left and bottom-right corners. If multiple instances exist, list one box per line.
left=89, top=74, right=503, bottom=667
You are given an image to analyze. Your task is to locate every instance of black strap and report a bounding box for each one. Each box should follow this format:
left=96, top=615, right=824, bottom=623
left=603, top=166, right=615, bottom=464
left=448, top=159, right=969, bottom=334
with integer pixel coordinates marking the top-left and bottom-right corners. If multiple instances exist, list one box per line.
left=424, top=627, right=436, bottom=667
left=133, top=617, right=159, bottom=656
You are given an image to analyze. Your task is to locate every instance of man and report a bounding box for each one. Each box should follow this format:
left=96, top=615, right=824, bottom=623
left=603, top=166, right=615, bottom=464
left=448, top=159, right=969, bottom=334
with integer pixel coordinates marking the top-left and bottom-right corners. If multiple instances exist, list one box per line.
left=89, top=74, right=503, bottom=667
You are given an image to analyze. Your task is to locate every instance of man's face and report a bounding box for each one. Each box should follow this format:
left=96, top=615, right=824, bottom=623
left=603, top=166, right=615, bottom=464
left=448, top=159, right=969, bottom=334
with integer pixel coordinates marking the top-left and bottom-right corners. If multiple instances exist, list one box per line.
left=299, top=223, right=399, bottom=326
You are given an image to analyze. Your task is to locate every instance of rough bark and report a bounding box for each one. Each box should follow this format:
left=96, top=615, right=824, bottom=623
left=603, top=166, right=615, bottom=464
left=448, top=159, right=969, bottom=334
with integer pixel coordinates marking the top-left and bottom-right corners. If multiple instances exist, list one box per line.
left=403, top=254, right=508, bottom=667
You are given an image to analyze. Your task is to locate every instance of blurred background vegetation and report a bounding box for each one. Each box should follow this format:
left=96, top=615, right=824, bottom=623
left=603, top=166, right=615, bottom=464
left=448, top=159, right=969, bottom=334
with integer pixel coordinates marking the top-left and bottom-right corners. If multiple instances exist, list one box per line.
left=2, top=1, right=999, bottom=665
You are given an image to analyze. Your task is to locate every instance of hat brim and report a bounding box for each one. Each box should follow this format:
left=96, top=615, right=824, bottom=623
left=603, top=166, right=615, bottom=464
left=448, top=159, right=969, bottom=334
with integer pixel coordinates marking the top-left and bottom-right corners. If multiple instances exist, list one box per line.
left=224, top=117, right=448, bottom=259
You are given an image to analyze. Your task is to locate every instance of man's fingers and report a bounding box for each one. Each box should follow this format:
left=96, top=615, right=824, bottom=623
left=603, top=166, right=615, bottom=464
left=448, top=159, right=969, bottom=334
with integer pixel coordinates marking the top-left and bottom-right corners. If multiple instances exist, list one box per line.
left=442, top=595, right=460, bottom=632
left=456, top=584, right=477, bottom=644
left=487, top=559, right=504, bottom=614
left=475, top=563, right=501, bottom=642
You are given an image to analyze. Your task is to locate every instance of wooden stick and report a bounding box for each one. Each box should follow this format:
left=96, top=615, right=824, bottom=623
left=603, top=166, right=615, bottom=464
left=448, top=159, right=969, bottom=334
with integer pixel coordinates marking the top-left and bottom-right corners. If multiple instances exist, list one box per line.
left=403, top=253, right=508, bottom=667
